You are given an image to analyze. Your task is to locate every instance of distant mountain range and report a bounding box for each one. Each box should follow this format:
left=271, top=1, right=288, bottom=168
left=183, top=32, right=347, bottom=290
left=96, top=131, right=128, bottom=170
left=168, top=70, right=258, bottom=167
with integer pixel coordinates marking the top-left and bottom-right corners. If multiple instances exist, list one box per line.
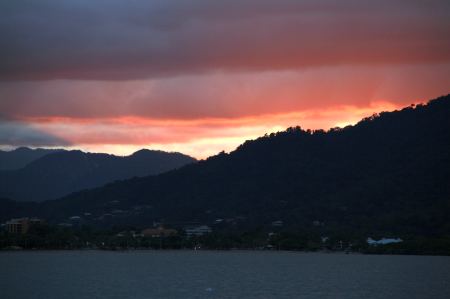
left=0, top=147, right=64, bottom=170
left=0, top=149, right=196, bottom=202
left=2, top=94, right=449, bottom=238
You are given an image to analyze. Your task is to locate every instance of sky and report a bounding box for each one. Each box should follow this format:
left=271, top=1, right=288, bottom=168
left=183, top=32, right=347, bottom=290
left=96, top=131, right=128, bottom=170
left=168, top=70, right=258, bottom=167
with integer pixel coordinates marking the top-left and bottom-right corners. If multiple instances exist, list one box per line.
left=1, top=0, right=449, bottom=159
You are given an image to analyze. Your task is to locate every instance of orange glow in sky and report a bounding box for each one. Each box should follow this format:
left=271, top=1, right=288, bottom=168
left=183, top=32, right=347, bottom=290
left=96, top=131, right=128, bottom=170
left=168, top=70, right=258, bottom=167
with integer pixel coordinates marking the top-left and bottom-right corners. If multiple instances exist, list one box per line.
left=1, top=1, right=449, bottom=158
left=21, top=100, right=407, bottom=159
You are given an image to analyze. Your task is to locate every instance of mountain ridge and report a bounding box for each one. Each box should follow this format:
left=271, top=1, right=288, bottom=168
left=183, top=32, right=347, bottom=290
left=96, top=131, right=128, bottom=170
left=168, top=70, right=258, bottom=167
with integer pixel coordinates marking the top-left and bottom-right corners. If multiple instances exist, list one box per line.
left=0, top=149, right=196, bottom=202
left=0, top=147, right=64, bottom=170
left=2, top=94, right=450, bottom=239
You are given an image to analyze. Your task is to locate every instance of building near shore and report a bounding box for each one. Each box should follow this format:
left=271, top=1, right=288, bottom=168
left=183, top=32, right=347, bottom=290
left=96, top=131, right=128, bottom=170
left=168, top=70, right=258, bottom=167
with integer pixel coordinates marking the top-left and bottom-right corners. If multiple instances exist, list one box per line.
left=141, top=227, right=178, bottom=238
left=367, top=237, right=403, bottom=246
left=5, top=218, right=44, bottom=234
left=184, top=225, right=212, bottom=237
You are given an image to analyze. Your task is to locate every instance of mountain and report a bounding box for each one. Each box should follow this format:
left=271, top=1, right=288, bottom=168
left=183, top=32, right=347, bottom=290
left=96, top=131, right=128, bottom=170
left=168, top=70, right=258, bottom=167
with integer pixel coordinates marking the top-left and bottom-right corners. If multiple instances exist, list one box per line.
left=5, top=95, right=450, bottom=238
left=0, top=149, right=196, bottom=202
left=0, top=147, right=64, bottom=170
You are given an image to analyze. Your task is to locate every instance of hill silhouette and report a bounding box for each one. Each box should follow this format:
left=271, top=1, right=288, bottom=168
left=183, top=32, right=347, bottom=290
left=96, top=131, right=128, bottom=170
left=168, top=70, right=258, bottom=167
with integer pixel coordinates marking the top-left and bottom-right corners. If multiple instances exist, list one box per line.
left=0, top=147, right=64, bottom=170
left=3, top=95, right=450, bottom=238
left=0, top=149, right=196, bottom=202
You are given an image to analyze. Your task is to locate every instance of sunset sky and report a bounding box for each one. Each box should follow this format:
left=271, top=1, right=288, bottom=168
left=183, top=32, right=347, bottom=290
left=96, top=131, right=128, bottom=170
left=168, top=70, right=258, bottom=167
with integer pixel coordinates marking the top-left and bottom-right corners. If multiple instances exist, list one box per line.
left=1, top=0, right=449, bottom=159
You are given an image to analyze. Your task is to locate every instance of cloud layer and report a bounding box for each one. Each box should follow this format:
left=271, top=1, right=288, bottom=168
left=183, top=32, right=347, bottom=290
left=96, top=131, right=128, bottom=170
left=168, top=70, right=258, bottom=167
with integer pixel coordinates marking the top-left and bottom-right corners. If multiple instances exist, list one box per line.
left=0, top=119, right=70, bottom=147
left=0, top=0, right=449, bottom=158
left=1, top=0, right=449, bottom=80
left=2, top=65, right=449, bottom=120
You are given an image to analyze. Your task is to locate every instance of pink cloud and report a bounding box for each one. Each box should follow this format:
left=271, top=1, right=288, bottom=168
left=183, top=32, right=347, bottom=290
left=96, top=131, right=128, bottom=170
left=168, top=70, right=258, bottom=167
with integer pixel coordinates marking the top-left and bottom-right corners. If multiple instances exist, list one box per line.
left=9, top=100, right=404, bottom=159
left=1, top=64, right=449, bottom=121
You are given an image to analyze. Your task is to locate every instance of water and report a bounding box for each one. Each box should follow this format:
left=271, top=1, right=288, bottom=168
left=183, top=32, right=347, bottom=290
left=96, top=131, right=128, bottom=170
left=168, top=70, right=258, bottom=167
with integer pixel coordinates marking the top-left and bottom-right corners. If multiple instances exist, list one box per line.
left=1, top=251, right=449, bottom=299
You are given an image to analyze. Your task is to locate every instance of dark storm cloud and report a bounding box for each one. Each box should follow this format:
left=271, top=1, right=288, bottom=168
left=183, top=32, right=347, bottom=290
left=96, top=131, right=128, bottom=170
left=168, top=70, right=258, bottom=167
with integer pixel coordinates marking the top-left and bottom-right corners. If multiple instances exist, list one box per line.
left=1, top=0, right=449, bottom=80
left=0, top=118, right=70, bottom=147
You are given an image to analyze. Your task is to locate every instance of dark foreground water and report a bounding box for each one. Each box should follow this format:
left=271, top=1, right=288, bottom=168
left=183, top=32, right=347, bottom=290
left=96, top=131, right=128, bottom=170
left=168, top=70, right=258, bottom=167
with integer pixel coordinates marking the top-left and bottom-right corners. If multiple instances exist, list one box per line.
left=1, top=251, right=449, bottom=299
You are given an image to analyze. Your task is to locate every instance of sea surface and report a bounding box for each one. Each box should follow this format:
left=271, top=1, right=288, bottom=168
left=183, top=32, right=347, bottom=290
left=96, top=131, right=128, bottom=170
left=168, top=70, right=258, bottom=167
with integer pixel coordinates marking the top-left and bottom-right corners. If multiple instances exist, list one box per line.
left=1, top=250, right=449, bottom=299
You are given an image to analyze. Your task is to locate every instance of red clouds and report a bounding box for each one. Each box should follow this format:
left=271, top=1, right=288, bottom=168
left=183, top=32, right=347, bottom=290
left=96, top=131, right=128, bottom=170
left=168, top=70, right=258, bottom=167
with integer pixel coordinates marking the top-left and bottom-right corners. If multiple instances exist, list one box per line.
left=1, top=65, right=448, bottom=120
left=0, top=1, right=449, bottom=158
left=17, top=100, right=401, bottom=159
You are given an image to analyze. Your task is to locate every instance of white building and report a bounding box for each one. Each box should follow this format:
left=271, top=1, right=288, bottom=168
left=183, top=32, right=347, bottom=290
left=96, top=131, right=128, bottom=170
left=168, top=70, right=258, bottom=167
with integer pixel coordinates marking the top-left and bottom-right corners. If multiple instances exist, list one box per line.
left=184, top=225, right=212, bottom=237
left=367, top=237, right=403, bottom=246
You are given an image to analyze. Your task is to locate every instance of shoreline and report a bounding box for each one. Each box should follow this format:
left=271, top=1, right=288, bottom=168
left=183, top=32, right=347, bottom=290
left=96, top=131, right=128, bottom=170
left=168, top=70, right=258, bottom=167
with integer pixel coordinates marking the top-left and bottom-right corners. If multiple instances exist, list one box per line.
left=1, top=247, right=449, bottom=257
